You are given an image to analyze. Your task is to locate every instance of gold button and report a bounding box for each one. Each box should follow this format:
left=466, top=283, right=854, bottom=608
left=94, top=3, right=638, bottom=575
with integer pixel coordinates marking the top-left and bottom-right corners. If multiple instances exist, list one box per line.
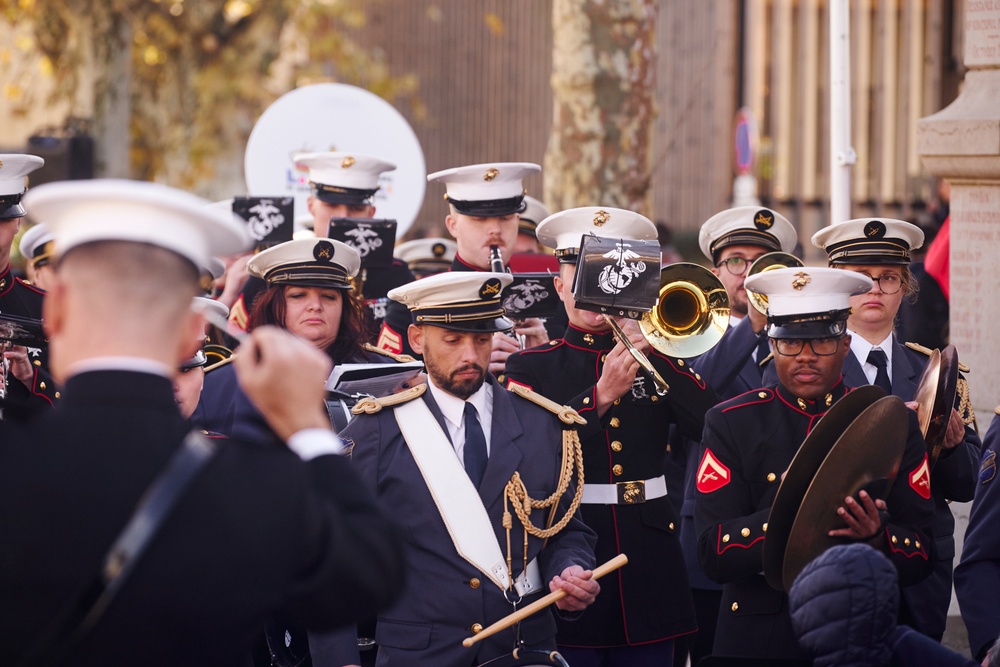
left=651, top=395, right=659, bottom=402
left=611, top=440, right=623, bottom=452
left=601, top=354, right=607, bottom=362
left=610, top=417, right=620, bottom=427
left=696, top=373, right=702, bottom=381
left=583, top=397, right=590, bottom=405
left=497, top=374, right=505, bottom=383
left=741, top=528, right=750, bottom=538
left=613, top=398, right=621, bottom=406
left=731, top=602, right=739, bottom=612
left=549, top=340, right=558, bottom=345
left=722, top=534, right=730, bottom=543
left=54, top=392, right=60, bottom=399
left=612, top=464, right=623, bottom=476
left=915, top=541, right=921, bottom=549
left=758, top=391, right=767, bottom=398
left=891, top=535, right=898, bottom=544
left=469, top=578, right=480, bottom=589
left=33, top=360, right=41, bottom=367
left=668, top=522, right=675, bottom=530
left=471, top=623, right=483, bottom=634
left=677, top=359, right=685, bottom=367
left=904, top=538, right=911, bottom=547
left=665, top=444, right=671, bottom=453
left=762, top=522, right=768, bottom=532
left=39, top=382, right=46, bottom=390
left=767, top=473, right=776, bottom=483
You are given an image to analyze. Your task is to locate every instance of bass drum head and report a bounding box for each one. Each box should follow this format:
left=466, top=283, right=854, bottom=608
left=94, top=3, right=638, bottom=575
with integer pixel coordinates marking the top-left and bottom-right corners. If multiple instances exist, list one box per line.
left=478, top=649, right=570, bottom=667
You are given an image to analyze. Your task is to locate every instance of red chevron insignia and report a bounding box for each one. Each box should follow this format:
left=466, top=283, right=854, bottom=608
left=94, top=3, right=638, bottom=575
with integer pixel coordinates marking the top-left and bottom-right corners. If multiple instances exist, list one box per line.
left=908, top=454, right=931, bottom=500
left=697, top=449, right=731, bottom=494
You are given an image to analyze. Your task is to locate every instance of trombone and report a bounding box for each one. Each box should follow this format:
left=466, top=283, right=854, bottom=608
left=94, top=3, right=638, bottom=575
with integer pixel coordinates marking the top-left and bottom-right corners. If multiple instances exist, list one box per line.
left=606, top=262, right=731, bottom=393
left=746, top=252, right=804, bottom=315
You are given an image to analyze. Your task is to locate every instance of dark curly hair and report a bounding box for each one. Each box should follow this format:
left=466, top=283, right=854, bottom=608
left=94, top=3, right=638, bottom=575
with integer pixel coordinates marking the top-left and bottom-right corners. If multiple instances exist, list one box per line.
left=247, top=284, right=371, bottom=363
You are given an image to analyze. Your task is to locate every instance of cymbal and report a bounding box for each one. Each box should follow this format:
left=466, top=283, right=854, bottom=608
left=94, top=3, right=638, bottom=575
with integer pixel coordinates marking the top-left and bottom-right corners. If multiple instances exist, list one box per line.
left=781, top=396, right=909, bottom=590
left=763, top=385, right=885, bottom=590
left=921, top=344, right=959, bottom=468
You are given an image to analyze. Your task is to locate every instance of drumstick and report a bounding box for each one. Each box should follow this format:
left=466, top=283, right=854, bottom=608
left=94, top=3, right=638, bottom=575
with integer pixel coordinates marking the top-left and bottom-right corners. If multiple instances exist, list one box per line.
left=461, top=553, right=628, bottom=648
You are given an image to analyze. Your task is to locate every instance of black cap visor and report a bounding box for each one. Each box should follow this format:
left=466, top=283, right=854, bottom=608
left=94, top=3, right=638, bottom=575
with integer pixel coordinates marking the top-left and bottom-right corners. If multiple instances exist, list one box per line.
left=447, top=194, right=527, bottom=218
left=312, top=182, right=378, bottom=207
left=767, top=311, right=849, bottom=339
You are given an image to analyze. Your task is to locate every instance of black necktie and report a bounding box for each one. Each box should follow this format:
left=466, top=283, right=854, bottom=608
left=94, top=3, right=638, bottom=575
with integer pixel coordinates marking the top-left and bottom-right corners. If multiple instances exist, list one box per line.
left=463, top=402, right=488, bottom=488
left=867, top=348, right=892, bottom=394
left=756, top=332, right=771, bottom=369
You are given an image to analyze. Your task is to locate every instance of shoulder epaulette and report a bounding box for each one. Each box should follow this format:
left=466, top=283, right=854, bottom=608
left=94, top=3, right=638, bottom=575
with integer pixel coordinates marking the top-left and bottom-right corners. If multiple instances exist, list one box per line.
left=205, top=355, right=236, bottom=373
left=507, top=383, right=586, bottom=426
left=721, top=388, right=775, bottom=412
left=905, top=341, right=971, bottom=373
left=351, top=383, right=426, bottom=415
left=363, top=342, right=416, bottom=363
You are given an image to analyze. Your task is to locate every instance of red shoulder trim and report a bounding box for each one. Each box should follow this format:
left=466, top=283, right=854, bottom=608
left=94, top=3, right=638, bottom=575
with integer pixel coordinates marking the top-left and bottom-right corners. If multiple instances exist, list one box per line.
left=16, top=277, right=46, bottom=295
left=720, top=388, right=774, bottom=413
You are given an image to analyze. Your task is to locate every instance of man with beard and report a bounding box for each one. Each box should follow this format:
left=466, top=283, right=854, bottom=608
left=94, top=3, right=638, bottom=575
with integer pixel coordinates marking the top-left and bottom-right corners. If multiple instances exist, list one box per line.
left=376, top=163, right=549, bottom=366
left=329, top=271, right=598, bottom=667
left=695, top=267, right=936, bottom=664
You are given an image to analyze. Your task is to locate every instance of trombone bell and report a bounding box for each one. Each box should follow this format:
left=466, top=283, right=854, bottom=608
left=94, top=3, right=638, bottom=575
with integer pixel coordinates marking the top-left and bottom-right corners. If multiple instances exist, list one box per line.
left=746, top=252, right=804, bottom=315
left=639, top=263, right=731, bottom=359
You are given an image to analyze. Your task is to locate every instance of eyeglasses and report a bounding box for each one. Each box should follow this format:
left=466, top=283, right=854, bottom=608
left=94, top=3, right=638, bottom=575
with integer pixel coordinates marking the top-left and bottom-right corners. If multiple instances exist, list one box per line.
left=716, top=256, right=752, bottom=276
left=772, top=337, right=842, bottom=356
left=860, top=272, right=903, bottom=295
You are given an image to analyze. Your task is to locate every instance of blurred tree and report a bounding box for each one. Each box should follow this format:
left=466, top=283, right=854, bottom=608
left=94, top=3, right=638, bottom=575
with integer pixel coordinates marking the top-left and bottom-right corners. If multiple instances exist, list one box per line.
left=0, top=0, right=420, bottom=193
left=545, top=0, right=657, bottom=214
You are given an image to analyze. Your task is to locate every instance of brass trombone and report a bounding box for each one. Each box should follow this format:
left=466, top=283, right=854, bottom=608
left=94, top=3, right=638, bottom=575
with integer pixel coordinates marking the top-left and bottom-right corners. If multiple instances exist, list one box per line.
left=606, top=262, right=731, bottom=393
left=746, top=252, right=804, bottom=315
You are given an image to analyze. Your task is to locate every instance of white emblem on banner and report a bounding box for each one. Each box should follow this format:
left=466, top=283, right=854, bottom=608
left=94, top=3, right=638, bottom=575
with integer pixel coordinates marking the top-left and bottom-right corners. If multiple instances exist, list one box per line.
left=598, top=242, right=648, bottom=295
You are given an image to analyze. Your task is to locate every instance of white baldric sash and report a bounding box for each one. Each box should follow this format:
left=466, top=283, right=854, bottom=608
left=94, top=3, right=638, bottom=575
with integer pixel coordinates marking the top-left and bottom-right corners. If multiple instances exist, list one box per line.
left=394, top=397, right=541, bottom=596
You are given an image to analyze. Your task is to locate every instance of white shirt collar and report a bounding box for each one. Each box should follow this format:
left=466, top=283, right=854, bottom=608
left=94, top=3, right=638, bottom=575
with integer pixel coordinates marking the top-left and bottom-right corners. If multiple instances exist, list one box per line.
left=426, top=376, right=493, bottom=458
left=64, top=356, right=174, bottom=381
left=848, top=329, right=894, bottom=383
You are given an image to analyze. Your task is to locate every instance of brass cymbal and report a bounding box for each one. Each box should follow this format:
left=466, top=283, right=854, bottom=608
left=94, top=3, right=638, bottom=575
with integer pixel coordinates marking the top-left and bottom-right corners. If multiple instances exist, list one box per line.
left=781, top=395, right=909, bottom=590
left=913, top=348, right=940, bottom=439
left=763, top=385, right=885, bottom=591
left=919, top=344, right=959, bottom=468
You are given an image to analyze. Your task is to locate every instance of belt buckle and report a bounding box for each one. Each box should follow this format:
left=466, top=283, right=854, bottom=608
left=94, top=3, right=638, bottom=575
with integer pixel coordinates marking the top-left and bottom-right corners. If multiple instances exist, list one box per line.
left=617, top=480, right=646, bottom=504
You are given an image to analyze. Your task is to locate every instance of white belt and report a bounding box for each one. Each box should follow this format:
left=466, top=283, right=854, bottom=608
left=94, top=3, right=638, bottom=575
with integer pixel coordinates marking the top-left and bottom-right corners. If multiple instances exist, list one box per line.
left=581, top=475, right=667, bottom=505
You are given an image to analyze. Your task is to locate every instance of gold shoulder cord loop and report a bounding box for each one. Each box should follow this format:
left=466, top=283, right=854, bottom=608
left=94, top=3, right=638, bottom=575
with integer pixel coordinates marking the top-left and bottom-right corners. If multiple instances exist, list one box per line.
left=501, top=424, right=585, bottom=597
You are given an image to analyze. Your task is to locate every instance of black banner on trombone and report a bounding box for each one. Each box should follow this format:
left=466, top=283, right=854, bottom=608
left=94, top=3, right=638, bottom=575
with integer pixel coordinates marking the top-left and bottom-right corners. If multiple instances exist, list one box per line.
left=572, top=234, right=661, bottom=319
left=328, top=218, right=397, bottom=269
left=232, top=196, right=294, bottom=250
left=503, top=273, right=560, bottom=319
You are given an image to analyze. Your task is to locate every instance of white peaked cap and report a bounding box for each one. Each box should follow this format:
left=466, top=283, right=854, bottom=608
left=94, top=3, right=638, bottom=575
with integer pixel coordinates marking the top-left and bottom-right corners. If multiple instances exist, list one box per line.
left=22, top=179, right=251, bottom=271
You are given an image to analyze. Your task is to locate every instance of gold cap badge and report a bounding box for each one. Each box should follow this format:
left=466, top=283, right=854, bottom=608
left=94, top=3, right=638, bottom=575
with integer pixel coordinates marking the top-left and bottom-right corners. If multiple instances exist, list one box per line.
left=593, top=210, right=610, bottom=227
left=791, top=271, right=811, bottom=290
left=341, top=156, right=356, bottom=169
left=484, top=167, right=500, bottom=182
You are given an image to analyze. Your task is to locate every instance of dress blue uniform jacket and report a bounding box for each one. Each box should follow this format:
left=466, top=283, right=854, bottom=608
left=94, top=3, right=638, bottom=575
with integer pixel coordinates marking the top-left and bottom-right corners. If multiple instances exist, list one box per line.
left=331, top=374, right=597, bottom=667
left=504, top=325, right=718, bottom=647
left=0, top=264, right=59, bottom=417
left=678, top=316, right=765, bottom=591
left=195, top=346, right=394, bottom=442
left=763, top=334, right=981, bottom=639
left=0, top=370, right=403, bottom=667
left=955, top=415, right=1000, bottom=661
left=695, top=381, right=936, bottom=661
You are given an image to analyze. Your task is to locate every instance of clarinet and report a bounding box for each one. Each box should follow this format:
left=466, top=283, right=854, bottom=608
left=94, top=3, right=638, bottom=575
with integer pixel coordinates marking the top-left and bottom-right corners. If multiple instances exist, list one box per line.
left=489, top=245, right=505, bottom=273
left=490, top=245, right=526, bottom=349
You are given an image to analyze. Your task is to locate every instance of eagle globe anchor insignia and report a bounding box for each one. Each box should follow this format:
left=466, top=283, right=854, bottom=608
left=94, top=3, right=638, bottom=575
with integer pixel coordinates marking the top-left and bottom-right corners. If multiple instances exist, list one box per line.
left=598, top=242, right=649, bottom=295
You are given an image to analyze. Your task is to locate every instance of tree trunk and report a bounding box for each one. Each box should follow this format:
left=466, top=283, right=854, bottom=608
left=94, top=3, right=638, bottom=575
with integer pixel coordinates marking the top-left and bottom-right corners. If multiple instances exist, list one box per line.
left=545, top=0, right=658, bottom=214
left=91, top=11, right=132, bottom=178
